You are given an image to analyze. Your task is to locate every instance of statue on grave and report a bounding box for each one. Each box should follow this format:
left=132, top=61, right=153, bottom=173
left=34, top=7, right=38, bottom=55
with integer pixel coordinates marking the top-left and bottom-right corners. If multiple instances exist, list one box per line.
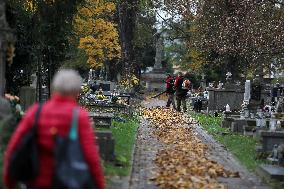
left=226, top=72, right=232, bottom=82
left=154, top=32, right=164, bottom=70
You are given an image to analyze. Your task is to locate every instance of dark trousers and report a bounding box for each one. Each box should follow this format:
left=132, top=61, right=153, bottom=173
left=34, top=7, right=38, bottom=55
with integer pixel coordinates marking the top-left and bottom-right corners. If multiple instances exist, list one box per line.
left=166, top=93, right=176, bottom=109
left=176, top=96, right=187, bottom=112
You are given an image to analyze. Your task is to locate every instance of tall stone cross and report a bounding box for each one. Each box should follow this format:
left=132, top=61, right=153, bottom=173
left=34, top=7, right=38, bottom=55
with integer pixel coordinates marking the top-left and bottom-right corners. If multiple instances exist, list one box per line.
left=154, top=32, right=163, bottom=70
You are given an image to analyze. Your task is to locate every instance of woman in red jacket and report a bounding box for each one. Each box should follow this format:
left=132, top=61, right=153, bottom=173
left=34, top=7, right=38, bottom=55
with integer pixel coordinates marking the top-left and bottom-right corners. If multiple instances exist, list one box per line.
left=3, top=69, right=105, bottom=189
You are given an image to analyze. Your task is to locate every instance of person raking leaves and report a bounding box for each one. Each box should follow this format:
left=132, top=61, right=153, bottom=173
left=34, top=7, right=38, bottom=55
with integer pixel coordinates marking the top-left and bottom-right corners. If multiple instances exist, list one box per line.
left=165, top=74, right=176, bottom=109
left=174, top=72, right=191, bottom=112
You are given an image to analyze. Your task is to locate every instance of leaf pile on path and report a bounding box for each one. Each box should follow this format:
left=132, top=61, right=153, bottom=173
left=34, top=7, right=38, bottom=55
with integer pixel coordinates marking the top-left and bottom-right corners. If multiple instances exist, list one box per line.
left=143, top=107, right=239, bottom=189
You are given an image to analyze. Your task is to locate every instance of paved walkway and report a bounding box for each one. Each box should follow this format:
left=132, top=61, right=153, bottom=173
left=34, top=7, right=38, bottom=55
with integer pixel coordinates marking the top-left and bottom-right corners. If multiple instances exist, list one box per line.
left=128, top=99, right=270, bottom=189
left=128, top=100, right=165, bottom=189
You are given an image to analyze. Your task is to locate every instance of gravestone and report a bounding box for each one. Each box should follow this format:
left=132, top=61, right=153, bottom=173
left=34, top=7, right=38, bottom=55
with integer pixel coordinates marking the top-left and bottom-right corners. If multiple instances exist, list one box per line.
left=260, top=131, right=284, bottom=152
left=20, top=86, right=36, bottom=111
left=200, top=73, right=206, bottom=89
left=89, top=112, right=113, bottom=129
left=95, top=130, right=115, bottom=162
left=244, top=80, right=251, bottom=102
left=207, top=88, right=244, bottom=111
left=221, top=118, right=234, bottom=128
left=257, top=164, right=284, bottom=181
left=93, top=80, right=115, bottom=91
left=231, top=119, right=247, bottom=133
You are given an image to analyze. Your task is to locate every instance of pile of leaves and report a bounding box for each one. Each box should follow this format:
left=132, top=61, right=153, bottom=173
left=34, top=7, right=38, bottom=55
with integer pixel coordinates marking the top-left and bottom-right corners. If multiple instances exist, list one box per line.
left=143, top=108, right=238, bottom=189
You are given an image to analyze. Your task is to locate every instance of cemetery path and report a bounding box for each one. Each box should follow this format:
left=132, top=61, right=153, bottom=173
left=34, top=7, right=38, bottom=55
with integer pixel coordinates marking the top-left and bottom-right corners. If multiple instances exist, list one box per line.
left=128, top=99, right=270, bottom=189
left=128, top=99, right=165, bottom=189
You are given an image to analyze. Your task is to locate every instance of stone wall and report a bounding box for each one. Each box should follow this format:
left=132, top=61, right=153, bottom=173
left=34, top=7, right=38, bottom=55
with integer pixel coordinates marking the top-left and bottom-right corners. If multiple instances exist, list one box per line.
left=208, top=88, right=244, bottom=111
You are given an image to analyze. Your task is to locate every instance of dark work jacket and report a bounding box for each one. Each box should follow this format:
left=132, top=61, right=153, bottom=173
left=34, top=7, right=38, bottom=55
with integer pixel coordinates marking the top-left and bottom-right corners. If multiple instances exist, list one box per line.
left=166, top=77, right=175, bottom=94
left=174, top=76, right=188, bottom=97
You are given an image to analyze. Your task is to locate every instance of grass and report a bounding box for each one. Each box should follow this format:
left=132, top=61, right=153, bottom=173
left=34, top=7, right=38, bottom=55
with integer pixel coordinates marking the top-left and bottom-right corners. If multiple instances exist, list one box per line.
left=191, top=113, right=266, bottom=171
left=103, top=116, right=139, bottom=176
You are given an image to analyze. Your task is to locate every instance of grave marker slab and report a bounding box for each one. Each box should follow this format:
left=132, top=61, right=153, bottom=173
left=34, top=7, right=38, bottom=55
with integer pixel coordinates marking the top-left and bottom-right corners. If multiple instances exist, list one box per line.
left=260, top=131, right=284, bottom=152
left=89, top=112, right=113, bottom=129
left=257, top=164, right=284, bottom=181
left=95, top=130, right=115, bottom=161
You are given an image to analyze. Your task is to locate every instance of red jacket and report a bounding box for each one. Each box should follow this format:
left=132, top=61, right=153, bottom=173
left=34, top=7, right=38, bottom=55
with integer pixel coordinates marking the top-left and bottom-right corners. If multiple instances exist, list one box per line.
left=3, top=94, right=105, bottom=189
left=174, top=75, right=183, bottom=90
left=166, top=76, right=175, bottom=94
left=166, top=76, right=172, bottom=89
left=174, top=75, right=188, bottom=97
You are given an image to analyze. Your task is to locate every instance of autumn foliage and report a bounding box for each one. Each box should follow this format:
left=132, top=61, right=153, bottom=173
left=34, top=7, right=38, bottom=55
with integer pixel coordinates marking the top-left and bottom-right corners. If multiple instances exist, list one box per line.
left=143, top=108, right=239, bottom=188
left=74, top=0, right=121, bottom=68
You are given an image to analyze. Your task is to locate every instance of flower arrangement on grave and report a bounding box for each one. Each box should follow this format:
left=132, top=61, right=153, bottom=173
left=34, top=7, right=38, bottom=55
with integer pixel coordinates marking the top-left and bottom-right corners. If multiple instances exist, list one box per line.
left=96, top=88, right=107, bottom=101
left=79, top=84, right=92, bottom=105
left=0, top=94, right=24, bottom=149
left=110, top=89, right=120, bottom=104
left=4, top=94, right=24, bottom=120
left=81, top=84, right=90, bottom=95
left=119, top=74, right=139, bottom=90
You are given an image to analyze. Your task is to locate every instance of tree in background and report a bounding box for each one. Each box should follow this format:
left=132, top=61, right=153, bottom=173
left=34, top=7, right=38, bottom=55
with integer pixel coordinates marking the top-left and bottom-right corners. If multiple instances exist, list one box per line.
left=118, top=0, right=139, bottom=78
left=74, top=0, right=121, bottom=70
left=155, top=0, right=284, bottom=81
left=133, top=3, right=156, bottom=78
left=6, top=0, right=83, bottom=97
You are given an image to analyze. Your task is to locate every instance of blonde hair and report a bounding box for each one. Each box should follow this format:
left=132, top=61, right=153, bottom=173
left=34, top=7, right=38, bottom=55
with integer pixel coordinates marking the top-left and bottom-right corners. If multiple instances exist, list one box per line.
left=52, top=69, right=82, bottom=95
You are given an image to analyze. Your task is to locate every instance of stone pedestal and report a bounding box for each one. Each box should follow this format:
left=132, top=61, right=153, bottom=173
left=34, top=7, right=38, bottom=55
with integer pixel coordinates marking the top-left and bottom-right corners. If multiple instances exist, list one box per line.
left=142, top=69, right=166, bottom=92
left=142, top=32, right=166, bottom=92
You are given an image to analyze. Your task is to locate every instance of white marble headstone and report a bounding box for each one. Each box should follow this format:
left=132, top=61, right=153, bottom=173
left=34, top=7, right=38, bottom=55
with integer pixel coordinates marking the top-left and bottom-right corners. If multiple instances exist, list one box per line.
left=244, top=80, right=251, bottom=102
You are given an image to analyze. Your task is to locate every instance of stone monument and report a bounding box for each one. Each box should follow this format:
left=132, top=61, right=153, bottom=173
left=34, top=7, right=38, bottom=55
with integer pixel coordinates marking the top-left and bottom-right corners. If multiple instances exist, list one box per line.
left=244, top=80, right=251, bottom=103
left=200, top=73, right=206, bottom=89
left=141, top=32, right=166, bottom=92
left=154, top=33, right=163, bottom=70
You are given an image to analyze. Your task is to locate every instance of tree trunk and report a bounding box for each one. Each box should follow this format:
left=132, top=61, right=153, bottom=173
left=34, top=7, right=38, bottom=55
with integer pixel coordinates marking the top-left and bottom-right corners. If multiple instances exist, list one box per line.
left=118, top=0, right=139, bottom=77
left=0, top=1, right=13, bottom=96
left=0, top=51, right=6, bottom=96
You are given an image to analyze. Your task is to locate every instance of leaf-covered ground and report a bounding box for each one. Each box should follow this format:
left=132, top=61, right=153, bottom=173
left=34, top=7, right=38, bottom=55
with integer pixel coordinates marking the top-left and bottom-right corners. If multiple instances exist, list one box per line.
left=143, top=107, right=239, bottom=189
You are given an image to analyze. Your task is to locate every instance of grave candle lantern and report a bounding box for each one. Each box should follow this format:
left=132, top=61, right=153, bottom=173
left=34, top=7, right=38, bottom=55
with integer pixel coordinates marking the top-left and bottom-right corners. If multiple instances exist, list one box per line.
left=225, top=104, right=231, bottom=112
